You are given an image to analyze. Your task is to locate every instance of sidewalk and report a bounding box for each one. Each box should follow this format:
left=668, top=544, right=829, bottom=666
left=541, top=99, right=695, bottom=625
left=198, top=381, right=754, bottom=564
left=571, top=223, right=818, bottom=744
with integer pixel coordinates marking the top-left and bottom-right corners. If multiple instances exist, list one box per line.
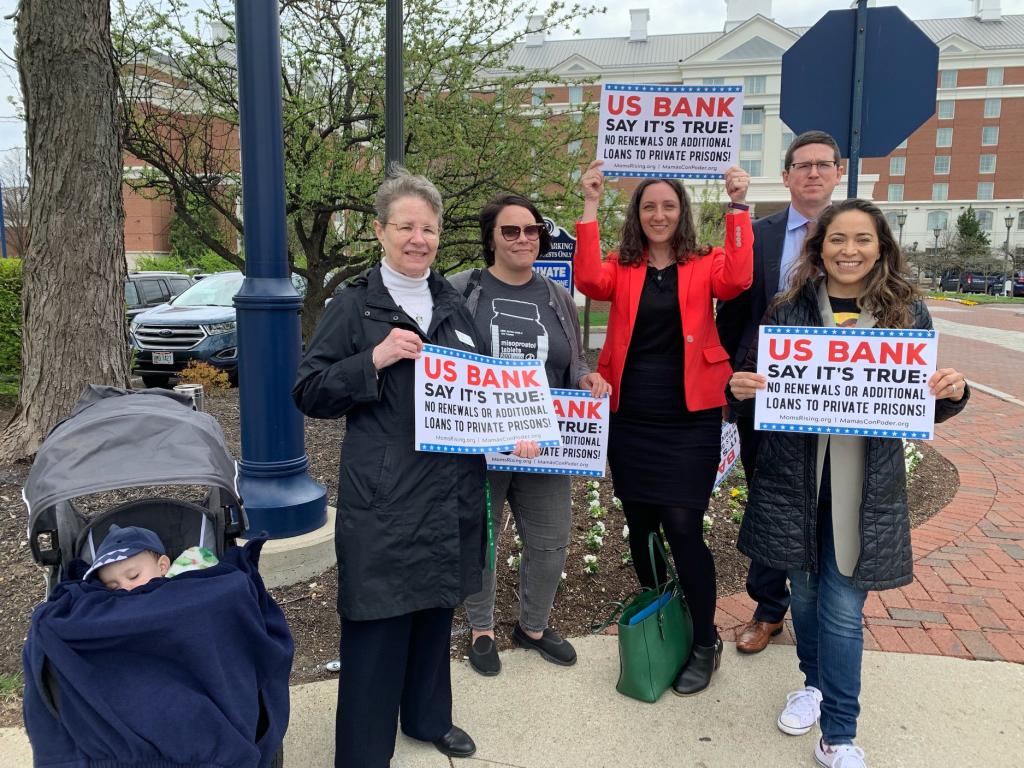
left=3, top=636, right=1023, bottom=767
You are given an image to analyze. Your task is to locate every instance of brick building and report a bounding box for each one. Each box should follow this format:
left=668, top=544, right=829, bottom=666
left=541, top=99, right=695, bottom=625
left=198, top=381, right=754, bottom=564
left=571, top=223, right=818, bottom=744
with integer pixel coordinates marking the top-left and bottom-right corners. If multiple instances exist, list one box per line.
left=498, top=0, right=1024, bottom=267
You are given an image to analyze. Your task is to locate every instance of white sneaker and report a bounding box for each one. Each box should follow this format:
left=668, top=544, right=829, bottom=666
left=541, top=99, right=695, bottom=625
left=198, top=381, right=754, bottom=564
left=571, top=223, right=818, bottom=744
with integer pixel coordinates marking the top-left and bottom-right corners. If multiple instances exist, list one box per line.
left=777, top=686, right=822, bottom=735
left=814, top=738, right=867, bottom=768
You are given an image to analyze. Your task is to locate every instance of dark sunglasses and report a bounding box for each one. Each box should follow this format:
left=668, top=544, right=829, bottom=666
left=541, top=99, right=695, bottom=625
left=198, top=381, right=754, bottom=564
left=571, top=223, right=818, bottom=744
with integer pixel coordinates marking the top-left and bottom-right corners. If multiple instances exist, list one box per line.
left=499, top=224, right=545, bottom=242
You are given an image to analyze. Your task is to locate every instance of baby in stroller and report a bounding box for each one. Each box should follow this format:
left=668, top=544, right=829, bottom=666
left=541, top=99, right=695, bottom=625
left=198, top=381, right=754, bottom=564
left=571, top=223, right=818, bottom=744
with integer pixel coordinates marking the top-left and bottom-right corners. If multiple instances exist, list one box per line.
left=21, top=386, right=293, bottom=768
left=84, top=524, right=219, bottom=590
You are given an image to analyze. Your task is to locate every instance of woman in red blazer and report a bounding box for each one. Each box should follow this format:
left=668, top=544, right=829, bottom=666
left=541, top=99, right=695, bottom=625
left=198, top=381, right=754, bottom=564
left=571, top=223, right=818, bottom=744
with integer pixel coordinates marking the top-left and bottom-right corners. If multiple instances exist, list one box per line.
left=575, top=160, right=752, bottom=696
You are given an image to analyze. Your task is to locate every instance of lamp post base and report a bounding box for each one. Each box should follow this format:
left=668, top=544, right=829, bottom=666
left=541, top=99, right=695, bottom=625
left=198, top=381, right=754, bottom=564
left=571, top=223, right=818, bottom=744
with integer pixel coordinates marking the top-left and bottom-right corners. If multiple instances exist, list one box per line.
left=239, top=466, right=327, bottom=538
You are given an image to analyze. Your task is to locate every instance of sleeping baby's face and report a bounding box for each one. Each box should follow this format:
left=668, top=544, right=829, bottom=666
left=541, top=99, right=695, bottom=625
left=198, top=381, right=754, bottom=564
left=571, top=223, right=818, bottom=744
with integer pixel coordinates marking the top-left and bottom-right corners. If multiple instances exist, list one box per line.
left=98, top=551, right=171, bottom=591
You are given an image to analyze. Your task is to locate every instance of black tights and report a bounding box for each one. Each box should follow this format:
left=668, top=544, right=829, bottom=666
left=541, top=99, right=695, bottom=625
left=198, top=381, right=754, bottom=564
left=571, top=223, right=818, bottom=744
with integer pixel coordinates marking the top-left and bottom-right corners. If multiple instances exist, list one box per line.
left=622, top=501, right=718, bottom=647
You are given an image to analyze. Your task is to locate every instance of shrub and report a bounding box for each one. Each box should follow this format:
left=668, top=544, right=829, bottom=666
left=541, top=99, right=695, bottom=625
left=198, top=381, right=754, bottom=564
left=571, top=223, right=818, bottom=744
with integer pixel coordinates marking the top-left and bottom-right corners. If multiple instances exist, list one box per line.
left=178, top=360, right=230, bottom=395
left=0, top=259, right=22, bottom=384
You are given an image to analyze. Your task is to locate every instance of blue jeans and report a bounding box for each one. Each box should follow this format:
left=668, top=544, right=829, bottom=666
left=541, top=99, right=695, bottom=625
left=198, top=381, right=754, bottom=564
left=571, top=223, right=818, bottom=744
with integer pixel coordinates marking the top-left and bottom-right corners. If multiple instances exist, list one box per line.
left=788, top=505, right=867, bottom=746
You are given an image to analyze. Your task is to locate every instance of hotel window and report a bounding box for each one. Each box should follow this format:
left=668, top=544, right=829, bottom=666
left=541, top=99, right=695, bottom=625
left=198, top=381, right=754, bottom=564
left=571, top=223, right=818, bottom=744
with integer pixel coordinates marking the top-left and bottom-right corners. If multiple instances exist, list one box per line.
left=936, top=128, right=953, bottom=147
left=934, top=156, right=950, bottom=175
left=567, top=139, right=582, bottom=155
left=531, top=87, right=545, bottom=106
left=889, top=156, right=906, bottom=176
left=568, top=85, right=583, bottom=104
left=979, top=155, right=997, bottom=174
left=987, top=67, right=1003, bottom=87
left=977, top=183, right=994, bottom=201
left=976, top=209, right=994, bottom=230
left=888, top=184, right=904, bottom=202
left=741, top=133, right=763, bottom=152
left=744, top=75, right=766, bottom=95
left=939, top=70, right=957, bottom=88
left=932, top=183, right=949, bottom=201
left=937, top=100, right=955, bottom=119
left=703, top=77, right=725, bottom=85
left=742, top=107, right=764, bottom=126
left=740, top=159, right=762, bottom=177
left=982, top=126, right=999, bottom=145
left=927, top=211, right=949, bottom=231
left=984, top=98, right=1001, bottom=118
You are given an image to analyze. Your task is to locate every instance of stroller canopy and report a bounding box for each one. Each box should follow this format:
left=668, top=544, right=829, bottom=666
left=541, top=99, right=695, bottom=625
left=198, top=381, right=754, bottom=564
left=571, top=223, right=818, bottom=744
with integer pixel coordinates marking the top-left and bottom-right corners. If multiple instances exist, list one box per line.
left=24, top=386, right=240, bottom=527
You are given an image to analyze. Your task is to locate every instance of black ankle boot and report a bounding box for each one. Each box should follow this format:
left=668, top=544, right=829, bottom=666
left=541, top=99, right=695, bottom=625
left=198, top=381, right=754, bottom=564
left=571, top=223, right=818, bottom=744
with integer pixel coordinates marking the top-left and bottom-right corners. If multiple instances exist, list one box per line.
left=672, top=634, right=723, bottom=696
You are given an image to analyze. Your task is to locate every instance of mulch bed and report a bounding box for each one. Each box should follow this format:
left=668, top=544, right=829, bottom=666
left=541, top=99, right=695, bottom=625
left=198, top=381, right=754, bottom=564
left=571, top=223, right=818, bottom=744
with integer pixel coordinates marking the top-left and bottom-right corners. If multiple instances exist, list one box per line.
left=0, top=385, right=960, bottom=726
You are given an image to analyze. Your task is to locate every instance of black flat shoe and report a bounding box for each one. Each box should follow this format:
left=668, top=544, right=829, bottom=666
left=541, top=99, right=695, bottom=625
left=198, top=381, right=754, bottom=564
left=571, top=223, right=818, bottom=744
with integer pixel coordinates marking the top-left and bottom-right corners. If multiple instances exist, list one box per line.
left=432, top=725, right=476, bottom=758
left=468, top=634, right=501, bottom=677
left=672, top=634, right=723, bottom=696
left=512, top=624, right=577, bottom=666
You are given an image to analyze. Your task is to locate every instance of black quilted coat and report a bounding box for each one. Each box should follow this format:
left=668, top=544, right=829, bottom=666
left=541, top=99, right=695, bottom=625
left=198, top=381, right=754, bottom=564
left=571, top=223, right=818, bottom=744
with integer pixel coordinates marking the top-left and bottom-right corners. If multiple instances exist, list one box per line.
left=734, top=280, right=969, bottom=591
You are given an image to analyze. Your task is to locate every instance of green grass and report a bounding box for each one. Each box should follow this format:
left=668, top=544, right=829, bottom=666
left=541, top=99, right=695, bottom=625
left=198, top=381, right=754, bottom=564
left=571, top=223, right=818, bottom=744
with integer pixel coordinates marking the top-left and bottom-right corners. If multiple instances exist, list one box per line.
left=578, top=310, right=609, bottom=327
left=0, top=672, right=23, bottom=700
left=0, top=376, right=17, bottom=407
left=928, top=292, right=1024, bottom=305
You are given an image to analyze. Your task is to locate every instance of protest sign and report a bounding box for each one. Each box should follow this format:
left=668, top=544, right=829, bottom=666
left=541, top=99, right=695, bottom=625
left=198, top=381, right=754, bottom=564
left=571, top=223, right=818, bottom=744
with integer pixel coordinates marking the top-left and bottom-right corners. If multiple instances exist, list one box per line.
left=712, top=421, right=741, bottom=491
left=486, top=389, right=609, bottom=476
left=597, top=83, right=743, bottom=179
left=415, top=344, right=561, bottom=453
left=754, top=326, right=938, bottom=439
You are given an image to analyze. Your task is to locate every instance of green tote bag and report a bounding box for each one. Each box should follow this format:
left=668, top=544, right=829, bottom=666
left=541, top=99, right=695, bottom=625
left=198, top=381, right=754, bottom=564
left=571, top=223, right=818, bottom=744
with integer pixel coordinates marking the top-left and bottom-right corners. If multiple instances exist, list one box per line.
left=597, top=532, right=693, bottom=703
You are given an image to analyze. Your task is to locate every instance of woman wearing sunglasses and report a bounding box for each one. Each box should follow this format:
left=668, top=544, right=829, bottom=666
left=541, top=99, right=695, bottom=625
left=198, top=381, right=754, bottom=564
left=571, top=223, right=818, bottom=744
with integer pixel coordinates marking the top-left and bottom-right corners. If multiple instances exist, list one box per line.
left=574, top=160, right=752, bottom=696
left=449, top=194, right=610, bottom=677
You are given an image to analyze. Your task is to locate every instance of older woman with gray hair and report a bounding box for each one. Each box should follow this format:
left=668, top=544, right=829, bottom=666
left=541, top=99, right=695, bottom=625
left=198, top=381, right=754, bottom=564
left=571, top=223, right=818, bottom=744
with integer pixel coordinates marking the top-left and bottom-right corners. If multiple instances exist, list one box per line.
left=293, top=168, right=490, bottom=767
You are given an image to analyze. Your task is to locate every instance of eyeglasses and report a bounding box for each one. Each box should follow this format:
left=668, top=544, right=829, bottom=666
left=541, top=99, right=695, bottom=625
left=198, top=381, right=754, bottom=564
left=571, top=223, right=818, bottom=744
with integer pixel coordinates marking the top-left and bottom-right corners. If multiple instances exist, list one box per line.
left=788, top=160, right=840, bottom=174
left=387, top=222, right=440, bottom=240
left=499, top=224, right=545, bottom=242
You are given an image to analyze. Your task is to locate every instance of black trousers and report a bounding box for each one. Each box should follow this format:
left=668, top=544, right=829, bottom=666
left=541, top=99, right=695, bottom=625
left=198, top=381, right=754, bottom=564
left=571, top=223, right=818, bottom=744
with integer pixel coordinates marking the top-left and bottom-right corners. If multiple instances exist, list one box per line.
left=737, top=416, right=791, bottom=624
left=335, top=606, right=454, bottom=768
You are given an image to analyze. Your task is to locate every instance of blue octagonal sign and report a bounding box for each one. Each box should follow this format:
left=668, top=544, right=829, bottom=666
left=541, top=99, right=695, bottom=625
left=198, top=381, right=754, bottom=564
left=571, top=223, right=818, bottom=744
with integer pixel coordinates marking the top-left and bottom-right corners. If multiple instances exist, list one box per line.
left=781, top=6, right=939, bottom=158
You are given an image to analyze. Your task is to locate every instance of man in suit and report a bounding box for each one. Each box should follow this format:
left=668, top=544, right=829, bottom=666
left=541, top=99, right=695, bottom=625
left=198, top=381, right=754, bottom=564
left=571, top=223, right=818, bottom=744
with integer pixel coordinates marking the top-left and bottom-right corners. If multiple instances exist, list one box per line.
left=716, top=130, right=844, bottom=654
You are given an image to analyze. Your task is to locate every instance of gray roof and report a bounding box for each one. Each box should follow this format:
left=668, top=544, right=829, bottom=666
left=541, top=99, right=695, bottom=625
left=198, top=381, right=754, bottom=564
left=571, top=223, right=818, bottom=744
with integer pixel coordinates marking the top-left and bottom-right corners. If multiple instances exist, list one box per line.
left=501, top=13, right=1024, bottom=71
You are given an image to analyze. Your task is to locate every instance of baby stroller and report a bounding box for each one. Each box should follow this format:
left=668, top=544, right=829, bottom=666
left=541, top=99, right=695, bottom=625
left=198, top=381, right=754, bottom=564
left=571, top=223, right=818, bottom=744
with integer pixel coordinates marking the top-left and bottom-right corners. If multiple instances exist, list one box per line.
left=22, top=385, right=292, bottom=768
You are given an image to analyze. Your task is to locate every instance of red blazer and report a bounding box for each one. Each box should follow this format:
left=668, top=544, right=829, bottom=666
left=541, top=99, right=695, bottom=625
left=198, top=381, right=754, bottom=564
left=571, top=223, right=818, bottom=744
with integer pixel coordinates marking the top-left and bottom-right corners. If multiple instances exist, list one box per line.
left=574, top=213, right=753, bottom=413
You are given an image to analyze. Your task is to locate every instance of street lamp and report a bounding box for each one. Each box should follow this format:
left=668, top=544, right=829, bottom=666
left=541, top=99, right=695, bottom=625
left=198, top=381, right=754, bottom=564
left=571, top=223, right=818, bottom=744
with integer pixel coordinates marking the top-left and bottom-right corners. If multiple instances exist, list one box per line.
left=910, top=241, right=919, bottom=283
left=933, top=227, right=943, bottom=290
left=896, top=210, right=907, bottom=248
left=1004, top=213, right=1015, bottom=296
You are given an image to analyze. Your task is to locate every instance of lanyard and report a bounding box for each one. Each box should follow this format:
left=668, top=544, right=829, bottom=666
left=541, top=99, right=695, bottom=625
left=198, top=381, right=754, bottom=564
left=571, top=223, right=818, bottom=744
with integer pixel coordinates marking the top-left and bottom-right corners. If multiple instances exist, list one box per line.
left=485, top=477, right=495, bottom=571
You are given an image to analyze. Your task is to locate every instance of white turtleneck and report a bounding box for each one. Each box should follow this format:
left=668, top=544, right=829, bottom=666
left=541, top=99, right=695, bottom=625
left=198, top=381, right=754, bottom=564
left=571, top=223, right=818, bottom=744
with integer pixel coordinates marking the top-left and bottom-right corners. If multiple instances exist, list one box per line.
left=380, top=257, right=433, bottom=333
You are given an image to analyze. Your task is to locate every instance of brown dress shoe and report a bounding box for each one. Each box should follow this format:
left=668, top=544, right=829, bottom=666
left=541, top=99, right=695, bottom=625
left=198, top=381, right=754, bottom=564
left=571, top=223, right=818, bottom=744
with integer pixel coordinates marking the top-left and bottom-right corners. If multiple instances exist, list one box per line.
left=735, top=619, right=784, bottom=654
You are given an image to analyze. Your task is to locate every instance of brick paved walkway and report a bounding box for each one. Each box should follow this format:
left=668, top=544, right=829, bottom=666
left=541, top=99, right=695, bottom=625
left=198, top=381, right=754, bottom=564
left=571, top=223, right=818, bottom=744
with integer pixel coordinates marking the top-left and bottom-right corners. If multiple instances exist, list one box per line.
left=716, top=313, right=1024, bottom=662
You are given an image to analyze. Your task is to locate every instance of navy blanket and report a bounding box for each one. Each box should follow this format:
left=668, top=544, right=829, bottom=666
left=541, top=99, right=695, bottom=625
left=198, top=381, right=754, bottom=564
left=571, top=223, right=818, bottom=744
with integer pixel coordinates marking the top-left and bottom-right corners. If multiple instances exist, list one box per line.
left=23, top=539, right=293, bottom=768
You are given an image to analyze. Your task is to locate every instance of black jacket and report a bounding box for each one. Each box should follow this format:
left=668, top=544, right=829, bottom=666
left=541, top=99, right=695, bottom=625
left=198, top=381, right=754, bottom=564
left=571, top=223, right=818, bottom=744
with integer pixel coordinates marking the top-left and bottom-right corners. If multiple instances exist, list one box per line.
left=292, top=266, right=486, bottom=621
left=734, top=280, right=969, bottom=591
left=716, top=207, right=789, bottom=370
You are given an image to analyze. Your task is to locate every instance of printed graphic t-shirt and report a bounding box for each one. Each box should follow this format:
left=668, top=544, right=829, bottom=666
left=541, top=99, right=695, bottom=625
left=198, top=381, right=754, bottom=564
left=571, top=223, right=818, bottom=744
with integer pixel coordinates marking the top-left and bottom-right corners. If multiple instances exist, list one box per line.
left=829, top=296, right=860, bottom=328
left=473, top=270, right=572, bottom=388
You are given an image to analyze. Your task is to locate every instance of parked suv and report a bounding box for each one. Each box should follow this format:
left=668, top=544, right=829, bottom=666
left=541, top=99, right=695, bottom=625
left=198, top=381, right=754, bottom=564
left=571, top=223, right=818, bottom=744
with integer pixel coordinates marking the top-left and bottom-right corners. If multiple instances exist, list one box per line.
left=130, top=271, right=307, bottom=388
left=125, top=272, right=194, bottom=320
left=131, top=272, right=242, bottom=388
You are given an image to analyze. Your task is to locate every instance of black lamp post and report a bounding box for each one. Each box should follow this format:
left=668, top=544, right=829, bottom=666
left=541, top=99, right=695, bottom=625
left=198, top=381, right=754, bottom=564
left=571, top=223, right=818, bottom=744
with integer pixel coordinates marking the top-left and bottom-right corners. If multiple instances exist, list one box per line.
left=933, top=227, right=943, bottom=290
left=1004, top=213, right=1015, bottom=296
left=896, top=210, right=907, bottom=248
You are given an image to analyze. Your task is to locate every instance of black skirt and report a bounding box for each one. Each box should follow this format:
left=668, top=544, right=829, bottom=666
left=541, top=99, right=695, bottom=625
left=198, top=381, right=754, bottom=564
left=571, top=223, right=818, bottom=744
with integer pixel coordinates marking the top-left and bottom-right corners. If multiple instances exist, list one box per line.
left=608, top=354, right=721, bottom=507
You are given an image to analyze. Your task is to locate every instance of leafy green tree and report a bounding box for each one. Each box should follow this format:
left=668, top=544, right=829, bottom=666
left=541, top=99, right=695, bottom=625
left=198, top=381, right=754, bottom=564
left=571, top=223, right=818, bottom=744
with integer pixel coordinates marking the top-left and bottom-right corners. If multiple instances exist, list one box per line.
left=115, top=0, right=599, bottom=338
left=167, top=192, right=232, bottom=267
left=951, top=206, right=992, bottom=273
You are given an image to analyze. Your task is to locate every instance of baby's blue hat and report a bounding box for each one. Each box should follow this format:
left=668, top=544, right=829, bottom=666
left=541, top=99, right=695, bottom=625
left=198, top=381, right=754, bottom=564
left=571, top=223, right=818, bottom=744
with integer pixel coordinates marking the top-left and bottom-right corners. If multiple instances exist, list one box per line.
left=83, top=524, right=166, bottom=581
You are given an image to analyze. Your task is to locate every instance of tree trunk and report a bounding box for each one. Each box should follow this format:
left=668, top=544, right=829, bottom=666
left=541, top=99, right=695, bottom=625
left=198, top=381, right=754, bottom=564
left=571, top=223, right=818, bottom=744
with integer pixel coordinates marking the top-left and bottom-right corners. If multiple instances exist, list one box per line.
left=1, top=0, right=129, bottom=461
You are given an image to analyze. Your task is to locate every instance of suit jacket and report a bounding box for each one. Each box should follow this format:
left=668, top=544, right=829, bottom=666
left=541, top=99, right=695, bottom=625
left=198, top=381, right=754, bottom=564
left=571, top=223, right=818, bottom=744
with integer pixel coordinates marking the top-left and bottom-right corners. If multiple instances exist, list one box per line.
left=715, top=206, right=789, bottom=370
left=574, top=214, right=753, bottom=413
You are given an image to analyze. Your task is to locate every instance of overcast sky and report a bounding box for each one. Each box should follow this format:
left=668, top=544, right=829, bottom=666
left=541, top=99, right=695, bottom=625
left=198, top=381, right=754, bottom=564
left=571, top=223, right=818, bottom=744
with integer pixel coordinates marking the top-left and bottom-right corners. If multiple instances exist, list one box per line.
left=0, top=0, right=1023, bottom=159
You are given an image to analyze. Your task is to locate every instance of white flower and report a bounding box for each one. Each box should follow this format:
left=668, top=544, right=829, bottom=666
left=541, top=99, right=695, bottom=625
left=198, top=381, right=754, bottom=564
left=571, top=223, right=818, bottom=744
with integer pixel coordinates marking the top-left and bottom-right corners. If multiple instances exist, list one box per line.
left=622, top=524, right=630, bottom=539
left=560, top=571, right=567, bottom=580
left=584, top=554, right=597, bottom=564
left=507, top=555, right=515, bottom=567
left=513, top=535, right=522, bottom=548
left=594, top=520, right=606, bottom=533
left=588, top=498, right=601, bottom=508
left=612, top=496, right=623, bottom=509
left=593, top=535, right=604, bottom=546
